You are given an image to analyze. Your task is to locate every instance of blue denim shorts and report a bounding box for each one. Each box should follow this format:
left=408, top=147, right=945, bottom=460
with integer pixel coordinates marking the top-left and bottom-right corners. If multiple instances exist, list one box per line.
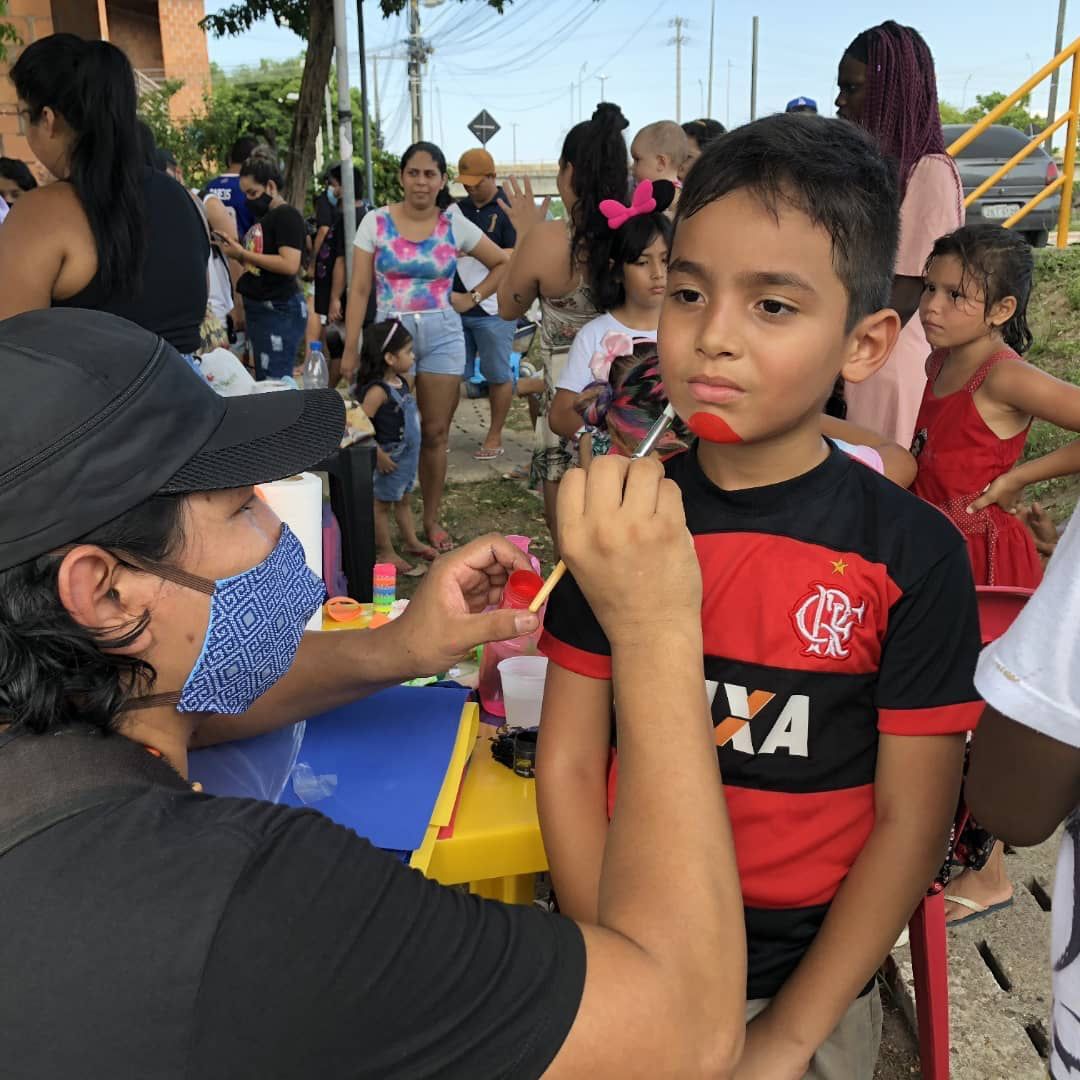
left=462, top=312, right=517, bottom=384
left=382, top=307, right=466, bottom=377
left=373, top=438, right=420, bottom=503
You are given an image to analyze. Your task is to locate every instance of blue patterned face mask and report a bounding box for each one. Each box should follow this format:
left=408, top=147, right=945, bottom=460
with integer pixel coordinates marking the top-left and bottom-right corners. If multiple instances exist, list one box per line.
left=124, top=524, right=325, bottom=715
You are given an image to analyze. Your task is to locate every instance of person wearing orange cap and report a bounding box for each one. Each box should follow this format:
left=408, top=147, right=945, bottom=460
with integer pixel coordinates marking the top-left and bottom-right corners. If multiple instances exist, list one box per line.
left=451, top=148, right=519, bottom=459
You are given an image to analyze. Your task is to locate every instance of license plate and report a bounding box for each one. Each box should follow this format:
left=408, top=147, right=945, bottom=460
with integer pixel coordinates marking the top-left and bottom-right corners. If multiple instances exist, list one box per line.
left=983, top=203, right=1021, bottom=219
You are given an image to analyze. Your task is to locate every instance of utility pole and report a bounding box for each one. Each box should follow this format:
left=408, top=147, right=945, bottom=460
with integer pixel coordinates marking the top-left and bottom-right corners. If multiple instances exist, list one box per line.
left=511, top=122, right=519, bottom=164
left=596, top=73, right=609, bottom=102
left=372, top=55, right=381, bottom=138
left=726, top=59, right=732, bottom=126
left=569, top=81, right=574, bottom=128
left=750, top=15, right=759, bottom=121
left=324, top=84, right=334, bottom=158
left=1047, top=0, right=1069, bottom=152
left=578, top=62, right=587, bottom=123
left=707, top=0, right=715, bottom=117
left=669, top=17, right=687, bottom=122
left=332, top=0, right=356, bottom=285
left=355, top=0, right=375, bottom=206
left=407, top=0, right=423, bottom=143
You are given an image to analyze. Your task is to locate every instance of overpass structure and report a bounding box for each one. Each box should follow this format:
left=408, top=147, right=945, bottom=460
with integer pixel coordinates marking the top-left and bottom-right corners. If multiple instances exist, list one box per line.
left=448, top=162, right=560, bottom=198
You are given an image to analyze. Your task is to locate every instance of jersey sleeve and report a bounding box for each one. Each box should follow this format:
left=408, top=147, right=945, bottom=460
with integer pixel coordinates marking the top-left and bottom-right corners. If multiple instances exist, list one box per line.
left=189, top=810, right=586, bottom=1079
left=539, top=569, right=613, bottom=680
left=353, top=208, right=380, bottom=253
left=975, top=519, right=1080, bottom=748
left=876, top=538, right=983, bottom=735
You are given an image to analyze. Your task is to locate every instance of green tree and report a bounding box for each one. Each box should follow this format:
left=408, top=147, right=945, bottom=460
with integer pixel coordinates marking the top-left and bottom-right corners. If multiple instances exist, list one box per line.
left=0, top=0, right=20, bottom=62
left=940, top=91, right=1044, bottom=134
left=201, top=0, right=519, bottom=207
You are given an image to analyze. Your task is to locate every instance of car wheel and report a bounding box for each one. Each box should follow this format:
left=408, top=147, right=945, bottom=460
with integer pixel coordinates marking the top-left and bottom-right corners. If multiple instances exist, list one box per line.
left=1024, top=229, right=1050, bottom=248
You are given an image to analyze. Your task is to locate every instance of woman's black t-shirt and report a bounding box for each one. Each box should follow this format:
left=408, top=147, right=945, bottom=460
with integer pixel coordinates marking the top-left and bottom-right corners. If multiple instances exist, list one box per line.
left=53, top=168, right=210, bottom=354
left=237, top=204, right=306, bottom=303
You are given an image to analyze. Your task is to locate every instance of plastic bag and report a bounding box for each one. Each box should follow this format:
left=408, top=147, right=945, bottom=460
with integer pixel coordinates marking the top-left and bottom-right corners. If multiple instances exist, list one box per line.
left=188, top=720, right=306, bottom=803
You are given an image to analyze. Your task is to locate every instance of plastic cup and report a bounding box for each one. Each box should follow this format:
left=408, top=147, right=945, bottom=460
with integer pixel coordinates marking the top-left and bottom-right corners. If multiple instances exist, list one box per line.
left=497, top=656, right=549, bottom=729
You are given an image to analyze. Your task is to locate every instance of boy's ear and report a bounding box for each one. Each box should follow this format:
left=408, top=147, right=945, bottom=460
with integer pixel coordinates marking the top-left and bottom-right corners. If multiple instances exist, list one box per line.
left=841, top=308, right=901, bottom=385
left=989, top=295, right=1018, bottom=330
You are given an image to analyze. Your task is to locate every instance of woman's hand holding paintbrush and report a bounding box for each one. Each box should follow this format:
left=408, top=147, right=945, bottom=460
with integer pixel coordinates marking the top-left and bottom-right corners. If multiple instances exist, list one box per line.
left=528, top=404, right=677, bottom=613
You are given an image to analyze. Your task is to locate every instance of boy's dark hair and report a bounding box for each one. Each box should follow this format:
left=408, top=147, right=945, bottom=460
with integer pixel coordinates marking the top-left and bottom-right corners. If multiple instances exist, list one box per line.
left=676, top=113, right=899, bottom=330
left=0, top=495, right=185, bottom=734
left=12, top=34, right=144, bottom=298
left=561, top=103, right=632, bottom=282
left=230, top=136, right=259, bottom=167
left=357, top=319, right=414, bottom=391
left=925, top=224, right=1034, bottom=354
left=0, top=157, right=37, bottom=192
left=845, top=21, right=944, bottom=201
left=591, top=185, right=675, bottom=310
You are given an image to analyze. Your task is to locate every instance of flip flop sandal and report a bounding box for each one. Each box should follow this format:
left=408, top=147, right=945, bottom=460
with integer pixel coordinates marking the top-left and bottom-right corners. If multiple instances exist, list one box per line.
left=474, top=446, right=506, bottom=460
left=503, top=464, right=530, bottom=481
left=402, top=564, right=427, bottom=578
left=405, top=545, right=439, bottom=563
left=944, top=894, right=1014, bottom=926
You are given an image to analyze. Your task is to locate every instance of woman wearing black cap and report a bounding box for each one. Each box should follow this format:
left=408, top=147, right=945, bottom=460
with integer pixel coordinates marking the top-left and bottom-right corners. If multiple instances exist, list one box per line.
left=0, top=34, right=209, bottom=356
left=0, top=308, right=745, bottom=1078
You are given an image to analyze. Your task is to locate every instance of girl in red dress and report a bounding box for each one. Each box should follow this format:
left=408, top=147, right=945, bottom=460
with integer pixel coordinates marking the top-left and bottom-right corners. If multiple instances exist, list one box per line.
left=912, top=224, right=1080, bottom=589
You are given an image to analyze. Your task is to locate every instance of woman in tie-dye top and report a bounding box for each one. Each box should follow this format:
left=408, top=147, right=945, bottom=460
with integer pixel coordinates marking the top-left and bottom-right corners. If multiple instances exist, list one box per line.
left=343, top=142, right=509, bottom=552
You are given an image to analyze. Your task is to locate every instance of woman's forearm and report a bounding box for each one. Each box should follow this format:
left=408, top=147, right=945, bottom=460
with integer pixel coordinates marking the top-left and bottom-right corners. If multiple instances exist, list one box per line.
left=241, top=249, right=300, bottom=276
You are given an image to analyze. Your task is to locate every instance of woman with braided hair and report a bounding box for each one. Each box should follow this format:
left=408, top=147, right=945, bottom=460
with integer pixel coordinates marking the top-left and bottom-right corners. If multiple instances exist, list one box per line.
left=837, top=20, right=964, bottom=447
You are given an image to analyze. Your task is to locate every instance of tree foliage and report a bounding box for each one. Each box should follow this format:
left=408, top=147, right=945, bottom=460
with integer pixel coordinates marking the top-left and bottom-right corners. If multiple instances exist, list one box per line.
left=0, top=0, right=21, bottom=62
left=139, top=59, right=401, bottom=205
left=940, top=92, right=1044, bottom=135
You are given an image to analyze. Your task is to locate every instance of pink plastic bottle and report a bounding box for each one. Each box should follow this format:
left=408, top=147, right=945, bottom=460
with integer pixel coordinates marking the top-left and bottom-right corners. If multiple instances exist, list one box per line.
left=478, top=569, right=545, bottom=716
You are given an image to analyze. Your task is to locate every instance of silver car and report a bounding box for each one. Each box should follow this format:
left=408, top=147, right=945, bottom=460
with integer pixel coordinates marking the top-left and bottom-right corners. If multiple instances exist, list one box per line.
left=944, top=123, right=1061, bottom=247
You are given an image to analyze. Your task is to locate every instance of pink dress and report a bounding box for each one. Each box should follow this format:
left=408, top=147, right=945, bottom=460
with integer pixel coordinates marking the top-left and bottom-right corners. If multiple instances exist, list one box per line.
left=845, top=154, right=965, bottom=448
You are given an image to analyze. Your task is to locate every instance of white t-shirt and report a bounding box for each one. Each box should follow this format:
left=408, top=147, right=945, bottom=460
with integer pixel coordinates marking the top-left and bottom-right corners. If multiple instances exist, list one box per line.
left=974, top=516, right=1079, bottom=1078
left=556, top=313, right=658, bottom=395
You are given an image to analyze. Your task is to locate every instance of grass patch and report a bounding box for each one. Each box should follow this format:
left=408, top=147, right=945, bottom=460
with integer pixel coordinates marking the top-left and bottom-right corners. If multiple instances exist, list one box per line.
left=1024, top=245, right=1080, bottom=519
left=394, top=477, right=550, bottom=600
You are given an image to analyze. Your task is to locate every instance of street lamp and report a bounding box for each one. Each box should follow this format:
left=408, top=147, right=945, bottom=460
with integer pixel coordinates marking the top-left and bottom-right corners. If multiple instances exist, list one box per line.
left=596, top=73, right=609, bottom=102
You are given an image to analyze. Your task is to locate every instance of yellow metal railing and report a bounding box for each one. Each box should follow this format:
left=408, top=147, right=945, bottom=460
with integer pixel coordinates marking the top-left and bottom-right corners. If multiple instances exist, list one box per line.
left=946, top=36, right=1080, bottom=247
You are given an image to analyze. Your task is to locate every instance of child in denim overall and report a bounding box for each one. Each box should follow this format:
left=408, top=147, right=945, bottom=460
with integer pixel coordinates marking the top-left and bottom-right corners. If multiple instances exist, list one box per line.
left=357, top=320, right=435, bottom=574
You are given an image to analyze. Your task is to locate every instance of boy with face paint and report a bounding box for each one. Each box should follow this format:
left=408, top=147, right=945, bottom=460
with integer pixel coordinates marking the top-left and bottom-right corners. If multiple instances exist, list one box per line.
left=538, top=114, right=983, bottom=1080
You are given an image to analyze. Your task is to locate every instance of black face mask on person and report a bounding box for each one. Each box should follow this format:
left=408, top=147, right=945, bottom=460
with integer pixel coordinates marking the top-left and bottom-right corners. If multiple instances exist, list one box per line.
left=246, top=192, right=273, bottom=220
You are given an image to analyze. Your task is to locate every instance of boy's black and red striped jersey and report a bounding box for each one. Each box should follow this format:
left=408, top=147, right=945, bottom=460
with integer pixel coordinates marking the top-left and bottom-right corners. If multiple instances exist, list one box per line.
left=540, top=443, right=983, bottom=999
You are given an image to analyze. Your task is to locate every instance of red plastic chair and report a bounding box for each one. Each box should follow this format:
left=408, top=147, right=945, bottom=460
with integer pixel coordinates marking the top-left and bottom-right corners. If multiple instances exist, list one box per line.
left=905, top=585, right=1033, bottom=1080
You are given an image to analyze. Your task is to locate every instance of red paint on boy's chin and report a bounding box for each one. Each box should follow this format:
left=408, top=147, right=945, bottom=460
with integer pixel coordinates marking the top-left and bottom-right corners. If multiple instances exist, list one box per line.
left=687, top=412, right=743, bottom=444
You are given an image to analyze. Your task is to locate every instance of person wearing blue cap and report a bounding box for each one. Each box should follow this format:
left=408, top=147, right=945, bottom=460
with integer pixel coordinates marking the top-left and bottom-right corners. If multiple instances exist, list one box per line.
left=786, top=96, right=818, bottom=114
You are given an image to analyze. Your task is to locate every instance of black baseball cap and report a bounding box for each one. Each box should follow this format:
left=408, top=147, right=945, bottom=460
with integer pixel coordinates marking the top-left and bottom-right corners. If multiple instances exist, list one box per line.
left=0, top=309, right=345, bottom=572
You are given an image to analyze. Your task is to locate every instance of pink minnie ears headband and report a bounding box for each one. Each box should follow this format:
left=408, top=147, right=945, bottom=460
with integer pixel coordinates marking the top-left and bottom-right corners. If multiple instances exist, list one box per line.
left=600, top=180, right=656, bottom=230
left=599, top=179, right=676, bottom=230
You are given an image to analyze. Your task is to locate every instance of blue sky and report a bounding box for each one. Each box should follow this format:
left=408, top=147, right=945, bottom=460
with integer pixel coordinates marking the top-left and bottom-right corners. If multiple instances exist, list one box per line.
left=203, top=0, right=1080, bottom=166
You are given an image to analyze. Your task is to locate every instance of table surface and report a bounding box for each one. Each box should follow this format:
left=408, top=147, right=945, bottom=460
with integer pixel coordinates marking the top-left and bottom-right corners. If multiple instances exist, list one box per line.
left=425, top=723, right=548, bottom=886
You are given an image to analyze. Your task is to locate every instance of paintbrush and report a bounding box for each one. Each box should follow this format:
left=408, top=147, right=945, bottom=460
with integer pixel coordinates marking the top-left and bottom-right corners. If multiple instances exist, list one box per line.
left=527, top=404, right=678, bottom=614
